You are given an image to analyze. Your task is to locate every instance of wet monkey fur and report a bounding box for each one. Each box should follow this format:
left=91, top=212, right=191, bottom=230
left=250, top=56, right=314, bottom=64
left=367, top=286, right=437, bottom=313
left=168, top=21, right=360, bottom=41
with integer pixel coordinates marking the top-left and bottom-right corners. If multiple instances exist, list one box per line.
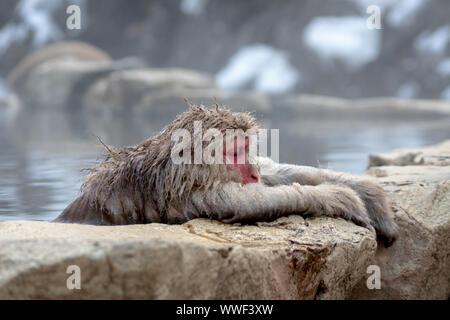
left=56, top=105, right=399, bottom=247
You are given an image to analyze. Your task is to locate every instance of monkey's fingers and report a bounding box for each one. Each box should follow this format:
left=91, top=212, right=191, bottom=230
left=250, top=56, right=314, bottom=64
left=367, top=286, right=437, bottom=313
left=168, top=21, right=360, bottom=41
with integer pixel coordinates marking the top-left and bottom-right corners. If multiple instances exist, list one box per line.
left=340, top=178, right=399, bottom=246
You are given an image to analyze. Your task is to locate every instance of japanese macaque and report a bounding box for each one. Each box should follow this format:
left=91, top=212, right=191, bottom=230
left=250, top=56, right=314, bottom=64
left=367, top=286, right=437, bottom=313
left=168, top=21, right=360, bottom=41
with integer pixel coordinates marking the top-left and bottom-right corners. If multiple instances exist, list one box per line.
left=55, top=105, right=399, bottom=246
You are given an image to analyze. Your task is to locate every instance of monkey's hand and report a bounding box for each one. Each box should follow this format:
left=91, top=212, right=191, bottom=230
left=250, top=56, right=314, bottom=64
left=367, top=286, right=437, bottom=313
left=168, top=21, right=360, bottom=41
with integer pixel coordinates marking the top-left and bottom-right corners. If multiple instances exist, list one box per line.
left=258, top=158, right=398, bottom=246
left=292, top=183, right=375, bottom=233
left=333, top=176, right=399, bottom=246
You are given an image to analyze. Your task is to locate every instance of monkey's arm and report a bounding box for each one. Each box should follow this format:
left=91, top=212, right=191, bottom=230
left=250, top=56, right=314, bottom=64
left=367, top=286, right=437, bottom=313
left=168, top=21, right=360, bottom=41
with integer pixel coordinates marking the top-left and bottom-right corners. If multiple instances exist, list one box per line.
left=258, top=157, right=398, bottom=245
left=184, top=182, right=373, bottom=231
left=257, top=156, right=344, bottom=186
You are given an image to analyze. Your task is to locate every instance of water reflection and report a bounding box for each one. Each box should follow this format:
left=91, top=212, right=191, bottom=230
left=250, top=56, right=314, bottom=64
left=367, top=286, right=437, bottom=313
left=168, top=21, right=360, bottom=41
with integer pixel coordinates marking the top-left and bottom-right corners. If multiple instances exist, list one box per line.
left=0, top=105, right=449, bottom=221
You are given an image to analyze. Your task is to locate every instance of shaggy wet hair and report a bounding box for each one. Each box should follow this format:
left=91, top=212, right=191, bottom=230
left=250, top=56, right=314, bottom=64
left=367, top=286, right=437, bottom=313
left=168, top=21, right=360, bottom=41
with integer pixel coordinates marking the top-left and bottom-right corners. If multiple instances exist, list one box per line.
left=82, top=104, right=259, bottom=215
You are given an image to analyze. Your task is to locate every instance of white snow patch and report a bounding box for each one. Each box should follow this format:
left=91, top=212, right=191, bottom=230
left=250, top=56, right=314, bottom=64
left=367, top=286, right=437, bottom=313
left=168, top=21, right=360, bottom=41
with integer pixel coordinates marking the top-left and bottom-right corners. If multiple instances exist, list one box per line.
left=303, top=16, right=381, bottom=69
left=441, top=86, right=450, bottom=101
left=180, top=0, right=208, bottom=15
left=0, top=78, right=8, bottom=98
left=0, top=0, right=86, bottom=54
left=348, top=0, right=396, bottom=12
left=0, top=23, right=28, bottom=54
left=18, top=0, right=64, bottom=46
left=396, top=82, right=418, bottom=99
left=414, top=26, right=450, bottom=56
left=348, top=0, right=428, bottom=28
left=437, top=58, right=450, bottom=77
left=387, top=0, right=428, bottom=27
left=216, top=44, right=300, bottom=95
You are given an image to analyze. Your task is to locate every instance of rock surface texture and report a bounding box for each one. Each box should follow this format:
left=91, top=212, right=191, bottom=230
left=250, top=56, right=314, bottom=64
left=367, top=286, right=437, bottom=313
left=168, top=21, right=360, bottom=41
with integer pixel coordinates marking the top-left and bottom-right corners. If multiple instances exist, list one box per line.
left=0, top=217, right=375, bottom=299
left=350, top=141, right=450, bottom=299
left=0, top=142, right=448, bottom=299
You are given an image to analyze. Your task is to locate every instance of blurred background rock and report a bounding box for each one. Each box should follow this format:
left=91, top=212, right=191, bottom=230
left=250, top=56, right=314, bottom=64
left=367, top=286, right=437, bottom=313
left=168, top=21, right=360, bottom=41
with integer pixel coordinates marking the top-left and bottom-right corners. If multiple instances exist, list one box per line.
left=1, top=0, right=449, bottom=99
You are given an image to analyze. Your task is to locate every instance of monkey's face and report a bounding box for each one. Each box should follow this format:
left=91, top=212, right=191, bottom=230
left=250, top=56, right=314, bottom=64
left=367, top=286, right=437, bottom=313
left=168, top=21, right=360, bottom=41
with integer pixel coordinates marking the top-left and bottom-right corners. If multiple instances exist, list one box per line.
left=223, top=136, right=259, bottom=185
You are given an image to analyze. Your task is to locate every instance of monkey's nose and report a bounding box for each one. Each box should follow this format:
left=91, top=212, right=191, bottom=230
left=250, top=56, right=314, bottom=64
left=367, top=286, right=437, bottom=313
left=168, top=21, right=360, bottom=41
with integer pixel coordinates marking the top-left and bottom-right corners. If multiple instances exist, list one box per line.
left=242, top=174, right=259, bottom=185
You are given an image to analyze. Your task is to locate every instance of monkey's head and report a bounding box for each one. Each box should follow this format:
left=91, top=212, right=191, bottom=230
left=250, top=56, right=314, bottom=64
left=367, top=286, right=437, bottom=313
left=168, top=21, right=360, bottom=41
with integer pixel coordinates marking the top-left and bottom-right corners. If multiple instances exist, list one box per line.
left=145, top=104, right=260, bottom=209
left=86, top=104, right=261, bottom=213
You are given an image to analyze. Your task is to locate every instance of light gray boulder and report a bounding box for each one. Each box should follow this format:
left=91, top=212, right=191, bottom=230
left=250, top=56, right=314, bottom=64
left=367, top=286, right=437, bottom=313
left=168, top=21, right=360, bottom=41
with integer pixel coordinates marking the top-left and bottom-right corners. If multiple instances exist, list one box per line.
left=369, top=140, right=450, bottom=167
left=350, top=143, right=450, bottom=299
left=0, top=216, right=375, bottom=299
left=83, top=68, right=270, bottom=119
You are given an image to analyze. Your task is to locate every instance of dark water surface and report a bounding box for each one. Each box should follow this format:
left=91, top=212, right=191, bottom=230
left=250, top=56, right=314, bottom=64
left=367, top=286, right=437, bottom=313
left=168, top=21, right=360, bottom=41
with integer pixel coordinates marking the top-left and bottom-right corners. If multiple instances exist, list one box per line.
left=1, top=106, right=449, bottom=221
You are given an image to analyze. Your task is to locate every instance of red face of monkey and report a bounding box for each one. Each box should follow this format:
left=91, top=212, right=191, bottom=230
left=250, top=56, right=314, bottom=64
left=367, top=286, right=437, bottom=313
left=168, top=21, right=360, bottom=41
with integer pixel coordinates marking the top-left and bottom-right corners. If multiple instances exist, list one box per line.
left=224, top=136, right=259, bottom=185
